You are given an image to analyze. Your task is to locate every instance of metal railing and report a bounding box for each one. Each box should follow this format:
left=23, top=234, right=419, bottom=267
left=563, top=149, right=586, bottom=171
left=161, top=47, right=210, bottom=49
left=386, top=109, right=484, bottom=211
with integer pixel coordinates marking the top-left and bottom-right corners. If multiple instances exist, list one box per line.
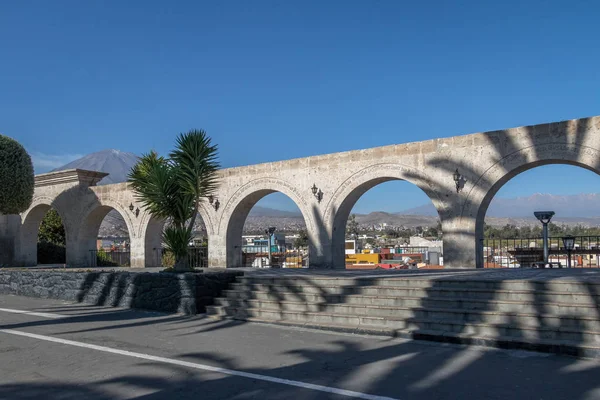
left=482, top=236, right=600, bottom=268
left=90, top=250, right=131, bottom=267
left=155, top=246, right=208, bottom=269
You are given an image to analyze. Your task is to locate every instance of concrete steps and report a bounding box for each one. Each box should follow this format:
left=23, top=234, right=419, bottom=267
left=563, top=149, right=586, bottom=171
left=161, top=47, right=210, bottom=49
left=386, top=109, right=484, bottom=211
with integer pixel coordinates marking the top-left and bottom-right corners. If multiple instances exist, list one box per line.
left=227, top=282, right=600, bottom=304
left=207, top=275, right=600, bottom=357
left=221, top=289, right=600, bottom=316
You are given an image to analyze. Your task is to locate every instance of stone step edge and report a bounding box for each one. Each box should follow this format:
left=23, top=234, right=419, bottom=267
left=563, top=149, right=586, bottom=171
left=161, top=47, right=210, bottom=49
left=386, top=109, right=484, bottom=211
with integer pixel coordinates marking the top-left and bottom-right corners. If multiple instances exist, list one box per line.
left=231, top=283, right=600, bottom=296
left=207, top=305, right=600, bottom=336
left=222, top=289, right=600, bottom=309
left=214, top=298, right=600, bottom=322
left=211, top=301, right=600, bottom=327
left=207, top=314, right=600, bottom=359
left=237, top=276, right=600, bottom=287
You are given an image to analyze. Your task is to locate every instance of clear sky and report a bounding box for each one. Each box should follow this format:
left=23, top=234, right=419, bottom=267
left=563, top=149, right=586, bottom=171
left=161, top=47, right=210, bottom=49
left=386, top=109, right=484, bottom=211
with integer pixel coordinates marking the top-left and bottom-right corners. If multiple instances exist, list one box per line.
left=1, top=1, right=599, bottom=213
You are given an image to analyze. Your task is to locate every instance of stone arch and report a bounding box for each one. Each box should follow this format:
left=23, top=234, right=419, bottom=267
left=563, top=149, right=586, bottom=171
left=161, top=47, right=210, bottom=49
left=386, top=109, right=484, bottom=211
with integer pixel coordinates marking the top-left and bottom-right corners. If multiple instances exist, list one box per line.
left=219, top=177, right=315, bottom=268
left=325, top=163, right=443, bottom=269
left=19, top=196, right=70, bottom=266
left=137, top=203, right=214, bottom=268
left=461, top=143, right=600, bottom=268
left=77, top=198, right=137, bottom=267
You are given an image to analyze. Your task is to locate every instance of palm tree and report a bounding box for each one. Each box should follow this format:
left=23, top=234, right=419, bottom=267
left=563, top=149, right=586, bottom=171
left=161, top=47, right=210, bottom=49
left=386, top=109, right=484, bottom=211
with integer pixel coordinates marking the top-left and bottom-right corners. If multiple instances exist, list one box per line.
left=128, top=130, right=219, bottom=271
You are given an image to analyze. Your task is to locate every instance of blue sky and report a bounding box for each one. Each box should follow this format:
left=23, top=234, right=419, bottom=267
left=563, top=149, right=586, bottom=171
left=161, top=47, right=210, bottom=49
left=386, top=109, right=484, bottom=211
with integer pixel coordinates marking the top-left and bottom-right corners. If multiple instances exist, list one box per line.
left=1, top=1, right=599, bottom=213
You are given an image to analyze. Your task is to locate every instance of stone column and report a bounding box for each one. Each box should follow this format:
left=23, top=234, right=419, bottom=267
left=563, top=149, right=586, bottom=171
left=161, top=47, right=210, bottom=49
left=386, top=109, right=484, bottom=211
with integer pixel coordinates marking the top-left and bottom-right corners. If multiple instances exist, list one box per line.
left=129, top=236, right=147, bottom=268
left=440, top=216, right=478, bottom=269
left=207, top=234, right=227, bottom=268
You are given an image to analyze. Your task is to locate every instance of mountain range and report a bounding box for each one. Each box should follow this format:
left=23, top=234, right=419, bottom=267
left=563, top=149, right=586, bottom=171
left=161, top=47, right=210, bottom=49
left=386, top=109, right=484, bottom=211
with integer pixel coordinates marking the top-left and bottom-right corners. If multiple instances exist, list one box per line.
left=402, top=193, right=600, bottom=218
left=50, top=149, right=600, bottom=235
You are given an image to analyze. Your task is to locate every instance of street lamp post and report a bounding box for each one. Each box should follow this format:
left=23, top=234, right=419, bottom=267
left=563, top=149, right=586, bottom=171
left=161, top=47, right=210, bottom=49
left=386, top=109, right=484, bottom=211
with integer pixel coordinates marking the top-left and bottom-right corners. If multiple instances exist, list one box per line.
left=562, top=235, right=575, bottom=269
left=265, top=227, right=276, bottom=267
left=534, top=211, right=555, bottom=268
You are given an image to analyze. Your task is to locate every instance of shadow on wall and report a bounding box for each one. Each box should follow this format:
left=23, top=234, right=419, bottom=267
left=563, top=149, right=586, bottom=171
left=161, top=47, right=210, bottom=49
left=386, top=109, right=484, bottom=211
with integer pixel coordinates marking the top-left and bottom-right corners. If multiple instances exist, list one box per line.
left=75, top=271, right=243, bottom=314
left=404, top=118, right=598, bottom=268
left=0, top=270, right=242, bottom=315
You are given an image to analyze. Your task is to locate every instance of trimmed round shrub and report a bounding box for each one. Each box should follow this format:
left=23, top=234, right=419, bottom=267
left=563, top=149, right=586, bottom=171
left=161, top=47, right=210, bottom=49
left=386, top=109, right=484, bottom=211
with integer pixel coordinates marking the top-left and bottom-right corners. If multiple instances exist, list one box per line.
left=0, top=135, right=34, bottom=214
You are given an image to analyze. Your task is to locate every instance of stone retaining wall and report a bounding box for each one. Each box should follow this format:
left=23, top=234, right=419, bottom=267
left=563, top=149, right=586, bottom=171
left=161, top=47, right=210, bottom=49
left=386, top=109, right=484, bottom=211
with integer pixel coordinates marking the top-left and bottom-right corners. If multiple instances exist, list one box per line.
left=0, top=270, right=243, bottom=314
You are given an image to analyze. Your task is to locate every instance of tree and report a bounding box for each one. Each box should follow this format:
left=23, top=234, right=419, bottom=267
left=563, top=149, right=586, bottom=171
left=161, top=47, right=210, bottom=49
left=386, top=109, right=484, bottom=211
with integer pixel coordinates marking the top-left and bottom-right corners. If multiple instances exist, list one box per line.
left=0, top=135, right=34, bottom=214
left=128, top=130, right=219, bottom=271
left=384, top=229, right=400, bottom=239
left=346, top=214, right=360, bottom=238
left=38, top=209, right=65, bottom=246
left=294, top=229, right=309, bottom=249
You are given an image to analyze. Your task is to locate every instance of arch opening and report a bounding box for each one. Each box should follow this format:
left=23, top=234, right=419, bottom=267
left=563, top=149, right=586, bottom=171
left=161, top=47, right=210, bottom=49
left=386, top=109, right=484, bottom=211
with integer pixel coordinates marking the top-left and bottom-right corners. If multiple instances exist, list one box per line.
left=144, top=213, right=209, bottom=269
left=81, top=207, right=132, bottom=267
left=332, top=179, right=441, bottom=270
left=478, top=162, right=600, bottom=268
left=21, top=204, right=67, bottom=266
left=227, top=192, right=309, bottom=268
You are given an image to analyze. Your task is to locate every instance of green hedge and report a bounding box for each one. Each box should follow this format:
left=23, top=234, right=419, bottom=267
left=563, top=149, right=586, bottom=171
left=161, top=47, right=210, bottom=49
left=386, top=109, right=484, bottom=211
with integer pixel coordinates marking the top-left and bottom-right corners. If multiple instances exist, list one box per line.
left=0, top=135, right=34, bottom=214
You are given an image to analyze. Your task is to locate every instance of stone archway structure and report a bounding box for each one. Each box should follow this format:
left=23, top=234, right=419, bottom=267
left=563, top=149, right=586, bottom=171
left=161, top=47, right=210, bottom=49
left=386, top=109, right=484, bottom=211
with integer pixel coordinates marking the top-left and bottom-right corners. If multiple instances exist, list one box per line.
left=213, top=177, right=318, bottom=268
left=5, top=115, right=599, bottom=269
left=323, top=163, right=445, bottom=269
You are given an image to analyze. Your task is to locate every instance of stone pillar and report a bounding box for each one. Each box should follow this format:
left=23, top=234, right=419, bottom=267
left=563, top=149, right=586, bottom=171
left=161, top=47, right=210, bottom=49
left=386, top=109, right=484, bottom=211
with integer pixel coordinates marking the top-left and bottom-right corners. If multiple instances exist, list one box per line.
left=440, top=216, right=478, bottom=269
left=130, top=237, right=147, bottom=268
left=308, top=225, right=332, bottom=269
left=207, top=234, right=227, bottom=268
left=66, top=234, right=89, bottom=267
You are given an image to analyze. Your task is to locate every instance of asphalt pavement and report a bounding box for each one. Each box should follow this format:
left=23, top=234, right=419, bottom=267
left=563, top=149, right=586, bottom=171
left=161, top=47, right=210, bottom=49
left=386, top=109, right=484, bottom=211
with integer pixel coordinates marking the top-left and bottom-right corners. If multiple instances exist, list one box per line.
left=0, top=294, right=599, bottom=400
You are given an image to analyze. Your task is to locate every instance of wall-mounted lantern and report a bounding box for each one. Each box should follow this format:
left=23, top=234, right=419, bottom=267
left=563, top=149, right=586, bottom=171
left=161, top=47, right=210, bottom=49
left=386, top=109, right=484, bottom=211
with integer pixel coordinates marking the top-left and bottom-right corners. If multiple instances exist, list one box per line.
left=129, top=203, right=140, bottom=218
left=311, top=183, right=324, bottom=203
left=453, top=169, right=463, bottom=193
left=208, top=195, right=220, bottom=211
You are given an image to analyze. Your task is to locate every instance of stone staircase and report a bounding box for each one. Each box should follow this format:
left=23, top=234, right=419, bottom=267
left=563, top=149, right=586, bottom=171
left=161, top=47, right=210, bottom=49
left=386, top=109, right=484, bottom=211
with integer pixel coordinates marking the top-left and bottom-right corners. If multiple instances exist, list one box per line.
left=206, top=274, right=600, bottom=358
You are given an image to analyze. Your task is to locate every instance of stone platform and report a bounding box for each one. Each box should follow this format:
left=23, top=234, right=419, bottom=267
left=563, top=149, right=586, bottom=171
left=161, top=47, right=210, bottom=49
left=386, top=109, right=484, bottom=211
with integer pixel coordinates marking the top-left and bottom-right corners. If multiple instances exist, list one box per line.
left=208, top=268, right=600, bottom=358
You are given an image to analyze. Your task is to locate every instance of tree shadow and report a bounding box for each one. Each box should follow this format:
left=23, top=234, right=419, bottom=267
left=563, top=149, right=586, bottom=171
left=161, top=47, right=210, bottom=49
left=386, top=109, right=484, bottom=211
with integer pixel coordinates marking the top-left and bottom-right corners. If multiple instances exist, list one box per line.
left=3, top=330, right=600, bottom=399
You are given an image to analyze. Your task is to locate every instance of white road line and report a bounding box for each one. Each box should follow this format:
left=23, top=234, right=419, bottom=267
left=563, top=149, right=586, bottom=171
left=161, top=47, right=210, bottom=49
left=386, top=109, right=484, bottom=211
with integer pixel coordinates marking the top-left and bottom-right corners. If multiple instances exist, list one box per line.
left=0, top=307, right=66, bottom=319
left=0, top=329, right=398, bottom=400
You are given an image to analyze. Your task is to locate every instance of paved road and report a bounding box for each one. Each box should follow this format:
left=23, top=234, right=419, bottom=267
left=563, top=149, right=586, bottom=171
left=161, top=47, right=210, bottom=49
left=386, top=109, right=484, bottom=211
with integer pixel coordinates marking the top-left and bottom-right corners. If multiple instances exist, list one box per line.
left=1, top=295, right=600, bottom=399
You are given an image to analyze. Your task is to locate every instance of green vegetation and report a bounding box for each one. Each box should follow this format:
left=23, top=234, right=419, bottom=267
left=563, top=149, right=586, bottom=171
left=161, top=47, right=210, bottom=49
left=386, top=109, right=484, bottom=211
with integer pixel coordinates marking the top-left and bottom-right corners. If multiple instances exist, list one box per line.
left=293, top=229, right=309, bottom=248
left=0, top=135, right=34, bottom=214
left=484, top=223, right=600, bottom=239
left=38, top=209, right=66, bottom=245
left=96, top=247, right=118, bottom=266
left=161, top=250, right=176, bottom=268
left=128, top=130, right=219, bottom=271
left=37, top=209, right=66, bottom=264
left=346, top=214, right=359, bottom=238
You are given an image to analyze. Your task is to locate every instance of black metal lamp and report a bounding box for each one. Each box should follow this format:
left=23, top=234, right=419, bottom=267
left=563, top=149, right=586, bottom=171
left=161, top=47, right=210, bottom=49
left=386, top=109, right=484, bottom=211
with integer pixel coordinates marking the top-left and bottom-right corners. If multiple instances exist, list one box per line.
left=208, top=195, right=214, bottom=204
left=534, top=211, right=555, bottom=267
left=129, top=203, right=134, bottom=212
left=135, top=207, right=140, bottom=218
left=213, top=199, right=220, bottom=211
left=311, top=184, right=323, bottom=203
left=562, top=235, right=575, bottom=268
left=453, top=169, right=462, bottom=193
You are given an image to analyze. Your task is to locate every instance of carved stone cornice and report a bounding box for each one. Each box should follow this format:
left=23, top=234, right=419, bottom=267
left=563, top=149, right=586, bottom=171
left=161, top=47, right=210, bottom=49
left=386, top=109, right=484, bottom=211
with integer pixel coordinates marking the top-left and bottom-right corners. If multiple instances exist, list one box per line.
left=34, top=169, right=109, bottom=187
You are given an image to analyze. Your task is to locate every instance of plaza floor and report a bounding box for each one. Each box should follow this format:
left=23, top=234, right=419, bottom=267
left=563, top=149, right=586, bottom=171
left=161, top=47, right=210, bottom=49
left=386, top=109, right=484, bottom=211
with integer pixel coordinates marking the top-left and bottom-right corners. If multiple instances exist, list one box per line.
left=1, top=294, right=600, bottom=399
